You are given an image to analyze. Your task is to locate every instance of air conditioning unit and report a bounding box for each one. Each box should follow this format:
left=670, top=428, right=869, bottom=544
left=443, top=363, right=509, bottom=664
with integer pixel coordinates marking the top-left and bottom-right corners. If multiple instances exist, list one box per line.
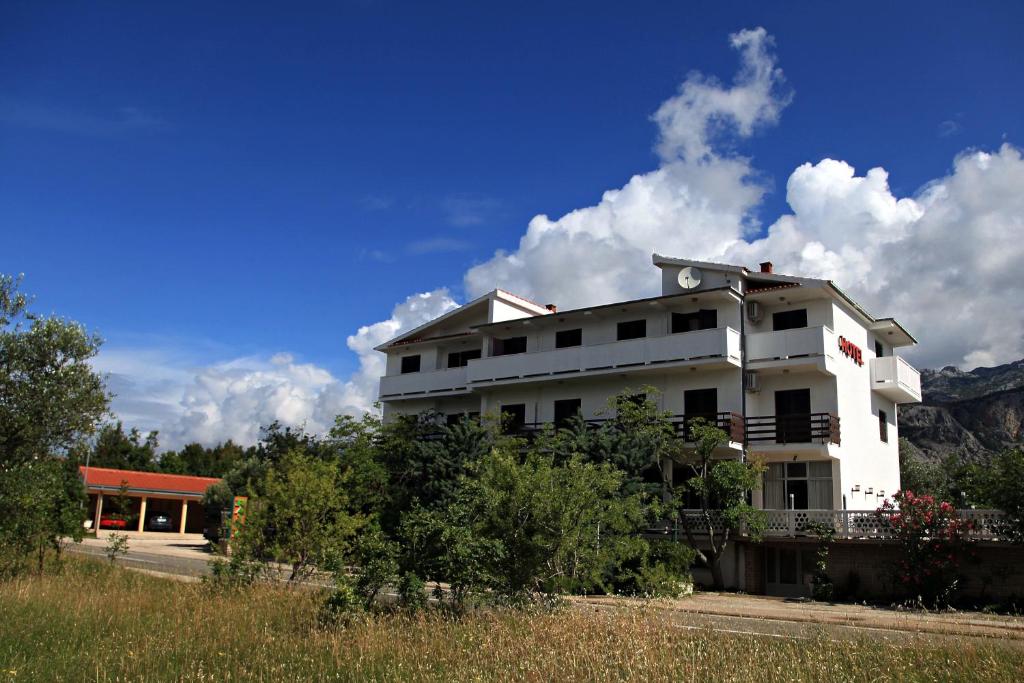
left=746, top=301, right=763, bottom=323
left=744, top=370, right=760, bottom=393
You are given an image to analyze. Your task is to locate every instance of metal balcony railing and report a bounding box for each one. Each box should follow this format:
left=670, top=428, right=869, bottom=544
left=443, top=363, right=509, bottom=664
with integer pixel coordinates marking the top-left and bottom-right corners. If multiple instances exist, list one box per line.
left=507, top=412, right=745, bottom=442
left=744, top=413, right=840, bottom=445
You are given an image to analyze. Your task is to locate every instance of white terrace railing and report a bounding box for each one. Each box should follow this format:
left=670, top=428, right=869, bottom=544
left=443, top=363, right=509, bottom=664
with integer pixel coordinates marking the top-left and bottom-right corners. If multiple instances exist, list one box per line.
left=651, top=509, right=1009, bottom=541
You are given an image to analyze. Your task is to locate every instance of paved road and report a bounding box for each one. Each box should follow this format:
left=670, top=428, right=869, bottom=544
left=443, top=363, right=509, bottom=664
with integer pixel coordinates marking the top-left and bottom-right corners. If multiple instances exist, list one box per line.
left=66, top=542, right=213, bottom=578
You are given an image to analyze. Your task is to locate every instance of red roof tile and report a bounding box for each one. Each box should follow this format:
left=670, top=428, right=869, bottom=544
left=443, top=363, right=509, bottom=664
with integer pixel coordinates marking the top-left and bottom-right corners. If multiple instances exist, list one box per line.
left=80, top=466, right=221, bottom=495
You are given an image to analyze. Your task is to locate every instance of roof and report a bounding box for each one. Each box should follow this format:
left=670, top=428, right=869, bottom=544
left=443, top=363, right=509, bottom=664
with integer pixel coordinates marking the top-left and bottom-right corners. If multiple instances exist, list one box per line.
left=374, top=289, right=551, bottom=351
left=472, top=287, right=741, bottom=330
left=80, top=466, right=221, bottom=496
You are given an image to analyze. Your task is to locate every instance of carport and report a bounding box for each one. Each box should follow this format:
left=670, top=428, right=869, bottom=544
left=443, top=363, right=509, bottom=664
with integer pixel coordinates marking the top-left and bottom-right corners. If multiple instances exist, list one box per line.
left=80, top=466, right=221, bottom=537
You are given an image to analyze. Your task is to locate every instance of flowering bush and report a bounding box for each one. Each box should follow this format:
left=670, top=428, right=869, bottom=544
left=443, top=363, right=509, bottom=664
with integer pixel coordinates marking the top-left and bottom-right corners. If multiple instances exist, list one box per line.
left=877, top=490, right=975, bottom=608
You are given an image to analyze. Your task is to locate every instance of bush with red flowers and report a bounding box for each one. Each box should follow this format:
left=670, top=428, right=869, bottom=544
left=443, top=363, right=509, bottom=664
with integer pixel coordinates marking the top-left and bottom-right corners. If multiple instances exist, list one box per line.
left=876, top=490, right=976, bottom=608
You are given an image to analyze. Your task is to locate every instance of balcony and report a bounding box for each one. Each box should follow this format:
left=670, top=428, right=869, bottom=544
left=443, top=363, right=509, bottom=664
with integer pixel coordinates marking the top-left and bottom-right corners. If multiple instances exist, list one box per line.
left=511, top=411, right=745, bottom=444
left=745, top=326, right=834, bottom=371
left=378, top=366, right=469, bottom=400
left=870, top=355, right=922, bottom=403
left=467, top=327, right=741, bottom=386
left=745, top=413, right=840, bottom=446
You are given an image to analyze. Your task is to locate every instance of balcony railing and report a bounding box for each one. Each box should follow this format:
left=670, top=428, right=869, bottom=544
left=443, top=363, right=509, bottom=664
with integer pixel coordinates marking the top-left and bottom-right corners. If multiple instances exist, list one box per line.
left=466, top=327, right=740, bottom=385
left=508, top=412, right=745, bottom=443
left=870, top=355, right=922, bottom=403
left=656, top=509, right=1009, bottom=541
left=745, top=326, right=834, bottom=363
left=378, top=366, right=470, bottom=399
left=744, top=413, right=840, bottom=445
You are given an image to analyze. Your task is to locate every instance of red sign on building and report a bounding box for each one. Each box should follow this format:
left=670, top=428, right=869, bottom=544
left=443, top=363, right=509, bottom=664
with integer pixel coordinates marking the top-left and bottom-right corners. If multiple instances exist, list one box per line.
left=837, top=336, right=864, bottom=366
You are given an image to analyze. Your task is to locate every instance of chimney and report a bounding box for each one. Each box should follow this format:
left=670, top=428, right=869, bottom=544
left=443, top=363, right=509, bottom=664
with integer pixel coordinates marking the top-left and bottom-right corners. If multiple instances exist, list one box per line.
left=759, top=261, right=774, bottom=274
left=545, top=303, right=558, bottom=313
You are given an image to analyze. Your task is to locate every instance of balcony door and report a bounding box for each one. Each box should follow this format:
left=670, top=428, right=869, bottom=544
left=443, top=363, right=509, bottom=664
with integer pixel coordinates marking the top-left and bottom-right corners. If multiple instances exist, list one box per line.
left=684, top=388, right=718, bottom=435
left=774, top=389, right=811, bottom=444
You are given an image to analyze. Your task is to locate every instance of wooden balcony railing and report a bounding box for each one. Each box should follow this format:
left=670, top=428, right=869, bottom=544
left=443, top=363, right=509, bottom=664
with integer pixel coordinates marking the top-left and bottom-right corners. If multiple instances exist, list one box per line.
left=744, top=413, right=840, bottom=445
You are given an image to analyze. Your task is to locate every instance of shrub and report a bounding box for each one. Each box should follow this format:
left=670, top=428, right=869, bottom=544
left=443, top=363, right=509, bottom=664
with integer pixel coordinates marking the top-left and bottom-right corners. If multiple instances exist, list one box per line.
left=397, top=572, right=428, bottom=612
left=877, top=490, right=975, bottom=608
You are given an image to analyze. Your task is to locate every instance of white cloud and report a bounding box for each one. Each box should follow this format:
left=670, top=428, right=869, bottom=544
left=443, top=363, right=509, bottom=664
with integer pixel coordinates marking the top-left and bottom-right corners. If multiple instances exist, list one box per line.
left=96, top=290, right=457, bottom=449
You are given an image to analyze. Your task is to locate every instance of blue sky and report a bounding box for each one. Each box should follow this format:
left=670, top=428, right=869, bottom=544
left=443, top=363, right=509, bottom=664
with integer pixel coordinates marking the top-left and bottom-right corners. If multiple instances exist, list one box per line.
left=3, top=2, right=1023, bottom=446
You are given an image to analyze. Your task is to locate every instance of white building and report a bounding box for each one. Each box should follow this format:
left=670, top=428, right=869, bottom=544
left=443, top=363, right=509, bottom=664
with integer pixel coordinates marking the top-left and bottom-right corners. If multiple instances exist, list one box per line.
left=376, top=255, right=922, bottom=591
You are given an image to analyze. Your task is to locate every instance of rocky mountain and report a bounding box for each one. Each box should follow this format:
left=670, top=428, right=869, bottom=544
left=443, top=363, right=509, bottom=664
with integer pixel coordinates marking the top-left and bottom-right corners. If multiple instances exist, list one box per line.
left=900, top=359, right=1024, bottom=462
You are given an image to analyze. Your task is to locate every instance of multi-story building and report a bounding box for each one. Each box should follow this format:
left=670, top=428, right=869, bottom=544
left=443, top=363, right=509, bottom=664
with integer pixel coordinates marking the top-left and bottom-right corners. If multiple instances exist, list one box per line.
left=376, top=254, right=922, bottom=593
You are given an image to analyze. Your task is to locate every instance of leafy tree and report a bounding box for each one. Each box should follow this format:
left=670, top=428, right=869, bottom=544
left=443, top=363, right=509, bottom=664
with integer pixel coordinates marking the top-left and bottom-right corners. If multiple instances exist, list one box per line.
left=160, top=440, right=245, bottom=477
left=0, top=274, right=108, bottom=575
left=675, top=418, right=766, bottom=590
left=88, top=422, right=159, bottom=471
left=964, top=448, right=1024, bottom=542
left=402, top=447, right=661, bottom=603
left=233, top=449, right=364, bottom=582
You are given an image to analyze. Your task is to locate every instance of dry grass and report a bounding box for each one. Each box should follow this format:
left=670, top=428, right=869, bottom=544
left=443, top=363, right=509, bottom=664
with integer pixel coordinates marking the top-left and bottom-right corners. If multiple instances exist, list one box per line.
left=1, top=558, right=1021, bottom=682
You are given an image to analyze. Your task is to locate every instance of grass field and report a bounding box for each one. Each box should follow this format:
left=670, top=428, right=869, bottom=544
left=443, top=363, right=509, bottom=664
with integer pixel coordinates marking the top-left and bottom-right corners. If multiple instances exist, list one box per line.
left=1, top=558, right=1022, bottom=682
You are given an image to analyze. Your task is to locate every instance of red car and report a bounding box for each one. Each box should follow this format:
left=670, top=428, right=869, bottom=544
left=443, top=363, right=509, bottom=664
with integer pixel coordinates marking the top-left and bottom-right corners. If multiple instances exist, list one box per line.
left=99, top=515, right=129, bottom=530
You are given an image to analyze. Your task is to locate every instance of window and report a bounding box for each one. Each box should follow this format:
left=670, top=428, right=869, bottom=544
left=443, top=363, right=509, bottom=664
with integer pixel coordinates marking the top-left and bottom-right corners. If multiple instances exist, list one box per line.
left=875, top=340, right=884, bottom=358
left=763, top=461, right=833, bottom=510
left=446, top=413, right=463, bottom=427
left=879, top=409, right=888, bottom=442
left=493, top=336, right=527, bottom=356
left=555, top=328, right=582, bottom=349
left=501, top=404, right=527, bottom=433
left=447, top=349, right=482, bottom=368
left=684, top=388, right=718, bottom=434
left=672, top=309, right=717, bottom=333
left=772, top=308, right=808, bottom=331
left=400, top=355, right=421, bottom=374
left=553, top=398, right=582, bottom=428
left=617, top=319, right=646, bottom=341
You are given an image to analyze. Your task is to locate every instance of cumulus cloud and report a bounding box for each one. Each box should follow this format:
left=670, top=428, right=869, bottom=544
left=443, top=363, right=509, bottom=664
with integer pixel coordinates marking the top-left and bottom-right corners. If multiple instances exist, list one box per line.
left=97, top=290, right=457, bottom=449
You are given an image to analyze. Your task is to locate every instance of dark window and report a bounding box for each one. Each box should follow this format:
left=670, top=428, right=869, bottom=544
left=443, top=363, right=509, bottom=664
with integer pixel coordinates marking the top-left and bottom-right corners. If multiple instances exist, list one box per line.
left=494, top=336, right=527, bottom=356
left=553, top=399, right=582, bottom=428
left=447, top=349, right=482, bottom=368
left=774, top=389, right=811, bottom=443
left=501, top=404, right=527, bottom=433
left=555, top=328, right=582, bottom=349
left=772, top=309, right=808, bottom=331
left=875, top=340, right=884, bottom=358
left=684, top=388, right=718, bottom=432
left=617, top=319, right=647, bottom=341
left=446, top=413, right=463, bottom=427
left=879, top=410, right=888, bottom=443
left=400, top=355, right=421, bottom=374
left=672, top=309, right=718, bottom=333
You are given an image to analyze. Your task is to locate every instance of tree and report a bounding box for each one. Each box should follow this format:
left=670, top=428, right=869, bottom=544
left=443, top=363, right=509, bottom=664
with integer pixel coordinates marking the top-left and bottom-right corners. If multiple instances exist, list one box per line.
left=965, top=448, right=1024, bottom=542
left=0, top=274, right=108, bottom=575
left=233, top=450, right=364, bottom=582
left=676, top=418, right=766, bottom=590
left=88, top=422, right=159, bottom=471
left=402, top=446, right=662, bottom=603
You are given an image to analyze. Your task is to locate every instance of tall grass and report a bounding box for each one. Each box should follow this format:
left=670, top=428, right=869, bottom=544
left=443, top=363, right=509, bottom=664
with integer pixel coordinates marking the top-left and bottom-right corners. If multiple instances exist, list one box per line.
left=1, top=558, right=1021, bottom=681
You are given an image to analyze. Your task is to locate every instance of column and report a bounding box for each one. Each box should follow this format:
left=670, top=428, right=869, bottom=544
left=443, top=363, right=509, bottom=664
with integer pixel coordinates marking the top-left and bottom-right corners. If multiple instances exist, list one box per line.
left=137, top=496, right=147, bottom=533
left=94, top=492, right=104, bottom=531
left=179, top=499, right=189, bottom=534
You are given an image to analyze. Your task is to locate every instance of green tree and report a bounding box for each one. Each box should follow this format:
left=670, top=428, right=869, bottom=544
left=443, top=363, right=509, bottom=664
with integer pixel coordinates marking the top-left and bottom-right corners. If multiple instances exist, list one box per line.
left=89, top=422, right=159, bottom=471
left=0, top=274, right=108, bottom=575
left=676, top=418, right=766, bottom=590
left=233, top=450, right=364, bottom=582
left=966, top=448, right=1024, bottom=542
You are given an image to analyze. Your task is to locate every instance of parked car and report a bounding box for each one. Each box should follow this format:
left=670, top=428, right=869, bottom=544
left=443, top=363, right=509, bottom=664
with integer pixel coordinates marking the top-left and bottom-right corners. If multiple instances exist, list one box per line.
left=99, top=515, right=129, bottom=530
left=147, top=513, right=174, bottom=532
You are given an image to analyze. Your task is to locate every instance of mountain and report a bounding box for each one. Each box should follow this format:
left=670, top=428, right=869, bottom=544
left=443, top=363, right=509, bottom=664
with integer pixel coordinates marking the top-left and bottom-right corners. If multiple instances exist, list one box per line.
left=900, top=359, right=1024, bottom=462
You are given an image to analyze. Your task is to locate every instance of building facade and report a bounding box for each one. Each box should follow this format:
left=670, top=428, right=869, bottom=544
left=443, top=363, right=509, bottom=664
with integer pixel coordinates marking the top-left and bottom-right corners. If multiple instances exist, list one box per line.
left=376, top=255, right=923, bottom=588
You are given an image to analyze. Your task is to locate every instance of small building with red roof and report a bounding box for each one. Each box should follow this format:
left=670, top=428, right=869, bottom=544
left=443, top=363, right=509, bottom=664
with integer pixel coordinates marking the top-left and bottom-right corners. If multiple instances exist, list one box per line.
left=80, top=466, right=222, bottom=537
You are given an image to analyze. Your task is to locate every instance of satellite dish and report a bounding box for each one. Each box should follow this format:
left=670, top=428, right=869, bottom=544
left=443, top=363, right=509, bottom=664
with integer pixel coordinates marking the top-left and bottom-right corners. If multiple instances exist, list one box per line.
left=677, top=266, right=703, bottom=290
